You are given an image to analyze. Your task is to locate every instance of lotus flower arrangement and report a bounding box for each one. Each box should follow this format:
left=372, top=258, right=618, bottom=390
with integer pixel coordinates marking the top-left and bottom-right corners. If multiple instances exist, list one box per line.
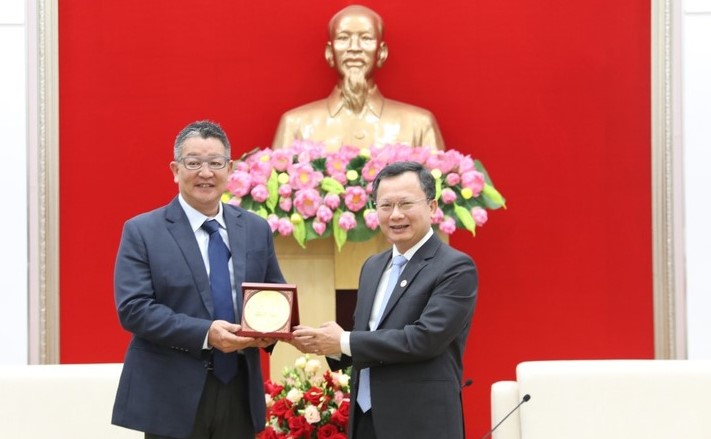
left=223, top=141, right=505, bottom=250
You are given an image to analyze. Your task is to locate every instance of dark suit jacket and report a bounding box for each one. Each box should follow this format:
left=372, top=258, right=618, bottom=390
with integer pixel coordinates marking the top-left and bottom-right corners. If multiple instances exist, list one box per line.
left=329, top=233, right=478, bottom=439
left=111, top=197, right=284, bottom=438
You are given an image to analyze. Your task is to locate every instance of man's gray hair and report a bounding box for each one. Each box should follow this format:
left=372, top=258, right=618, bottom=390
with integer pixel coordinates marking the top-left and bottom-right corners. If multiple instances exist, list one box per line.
left=173, top=120, right=231, bottom=160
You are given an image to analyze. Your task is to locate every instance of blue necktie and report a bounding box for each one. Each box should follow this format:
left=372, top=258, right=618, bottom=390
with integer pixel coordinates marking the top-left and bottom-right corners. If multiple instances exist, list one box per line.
left=357, top=255, right=408, bottom=412
left=201, top=219, right=238, bottom=384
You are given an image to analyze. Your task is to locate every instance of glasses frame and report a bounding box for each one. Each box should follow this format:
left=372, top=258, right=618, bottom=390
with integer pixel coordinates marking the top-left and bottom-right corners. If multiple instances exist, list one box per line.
left=177, top=155, right=230, bottom=171
left=375, top=198, right=431, bottom=213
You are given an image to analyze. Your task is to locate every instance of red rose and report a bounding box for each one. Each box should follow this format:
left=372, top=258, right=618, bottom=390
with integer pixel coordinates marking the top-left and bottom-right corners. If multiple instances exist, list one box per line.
left=264, top=380, right=285, bottom=397
left=270, top=398, right=293, bottom=419
left=304, top=386, right=324, bottom=405
left=258, top=426, right=288, bottom=439
left=287, top=415, right=313, bottom=438
left=316, top=424, right=340, bottom=438
left=330, top=400, right=349, bottom=427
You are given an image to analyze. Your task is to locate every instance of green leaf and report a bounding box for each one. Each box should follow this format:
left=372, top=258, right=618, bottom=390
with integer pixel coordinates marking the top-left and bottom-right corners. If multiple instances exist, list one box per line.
left=332, top=210, right=347, bottom=251
left=292, top=220, right=306, bottom=248
left=321, top=177, right=346, bottom=195
left=304, top=221, right=332, bottom=241
left=435, top=176, right=443, bottom=201
left=255, top=206, right=268, bottom=219
left=454, top=203, right=476, bottom=236
left=266, top=170, right=279, bottom=212
left=347, top=155, right=367, bottom=171
left=482, top=183, right=506, bottom=209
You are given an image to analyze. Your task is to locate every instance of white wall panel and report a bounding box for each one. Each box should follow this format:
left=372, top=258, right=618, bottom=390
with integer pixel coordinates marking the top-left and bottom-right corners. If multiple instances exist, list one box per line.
left=683, top=5, right=711, bottom=359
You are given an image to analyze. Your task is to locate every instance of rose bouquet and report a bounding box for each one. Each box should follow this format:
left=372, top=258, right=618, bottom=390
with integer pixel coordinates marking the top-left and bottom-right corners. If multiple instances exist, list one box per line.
left=258, top=355, right=351, bottom=439
left=223, top=141, right=505, bottom=249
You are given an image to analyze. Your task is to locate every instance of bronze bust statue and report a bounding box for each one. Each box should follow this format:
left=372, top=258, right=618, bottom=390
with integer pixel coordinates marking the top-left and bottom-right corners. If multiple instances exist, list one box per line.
left=272, top=5, right=445, bottom=151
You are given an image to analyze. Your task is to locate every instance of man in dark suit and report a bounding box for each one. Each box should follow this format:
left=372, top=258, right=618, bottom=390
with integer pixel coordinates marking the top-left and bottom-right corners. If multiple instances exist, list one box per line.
left=112, top=120, right=285, bottom=438
left=292, top=161, right=478, bottom=439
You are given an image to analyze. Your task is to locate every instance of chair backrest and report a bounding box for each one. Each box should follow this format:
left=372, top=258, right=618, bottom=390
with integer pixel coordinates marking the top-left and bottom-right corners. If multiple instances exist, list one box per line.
left=490, top=360, right=711, bottom=439
left=0, top=363, right=141, bottom=439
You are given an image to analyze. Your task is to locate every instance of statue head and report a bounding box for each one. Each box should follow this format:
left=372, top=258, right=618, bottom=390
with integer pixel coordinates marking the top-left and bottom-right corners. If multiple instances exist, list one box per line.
left=325, top=5, right=388, bottom=79
left=325, top=5, right=389, bottom=111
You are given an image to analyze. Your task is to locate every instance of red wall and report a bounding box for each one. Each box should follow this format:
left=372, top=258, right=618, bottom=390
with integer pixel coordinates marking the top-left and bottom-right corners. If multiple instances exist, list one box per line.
left=58, top=1, right=652, bottom=436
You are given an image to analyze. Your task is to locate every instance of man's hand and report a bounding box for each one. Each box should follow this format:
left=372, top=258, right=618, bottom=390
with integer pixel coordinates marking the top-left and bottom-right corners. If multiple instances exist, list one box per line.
left=292, top=321, right=344, bottom=356
left=208, top=320, right=276, bottom=352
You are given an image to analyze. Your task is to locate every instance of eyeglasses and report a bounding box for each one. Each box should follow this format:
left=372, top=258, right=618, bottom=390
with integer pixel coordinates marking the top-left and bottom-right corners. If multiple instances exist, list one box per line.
left=177, top=156, right=230, bottom=170
left=375, top=198, right=430, bottom=213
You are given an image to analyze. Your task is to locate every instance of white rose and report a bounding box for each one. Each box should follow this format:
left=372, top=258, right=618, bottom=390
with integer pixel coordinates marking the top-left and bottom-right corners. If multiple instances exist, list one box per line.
left=294, top=356, right=307, bottom=369
left=310, top=374, right=324, bottom=387
left=303, top=405, right=321, bottom=424
left=286, top=387, right=303, bottom=403
left=305, top=359, right=322, bottom=375
left=336, top=372, right=350, bottom=387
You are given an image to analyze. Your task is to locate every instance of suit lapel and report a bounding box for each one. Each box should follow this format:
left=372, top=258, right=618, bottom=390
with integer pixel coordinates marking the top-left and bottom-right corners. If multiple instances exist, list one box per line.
left=377, top=234, right=441, bottom=327
left=164, top=197, right=214, bottom=316
left=224, top=204, right=246, bottom=321
left=355, top=251, right=390, bottom=330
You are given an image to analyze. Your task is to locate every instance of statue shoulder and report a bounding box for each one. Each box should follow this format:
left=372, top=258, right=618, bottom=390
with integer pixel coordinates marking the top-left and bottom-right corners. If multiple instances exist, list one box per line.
left=273, top=98, right=331, bottom=149
left=279, top=99, right=330, bottom=123
left=382, top=98, right=437, bottom=122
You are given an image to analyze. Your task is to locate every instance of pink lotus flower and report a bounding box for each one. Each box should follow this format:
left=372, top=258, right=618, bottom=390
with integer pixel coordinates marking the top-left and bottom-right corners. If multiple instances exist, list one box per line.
left=250, top=184, right=269, bottom=203
left=267, top=214, right=280, bottom=233
left=271, top=149, right=293, bottom=172
left=312, top=219, right=327, bottom=236
left=232, top=160, right=249, bottom=172
left=316, top=205, right=334, bottom=223
left=289, top=163, right=323, bottom=190
left=294, top=188, right=321, bottom=218
left=445, top=172, right=461, bottom=186
left=471, top=206, right=488, bottom=226
left=279, top=197, right=292, bottom=212
left=227, top=170, right=252, bottom=198
left=248, top=159, right=273, bottom=185
left=439, top=216, right=457, bottom=234
left=432, top=207, right=444, bottom=224
left=440, top=188, right=457, bottom=204
left=277, top=218, right=293, bottom=236
left=361, top=159, right=385, bottom=182
left=278, top=183, right=292, bottom=197
left=458, top=156, right=476, bottom=173
left=324, top=193, right=341, bottom=210
left=338, top=212, right=357, bottom=231
left=364, top=209, right=379, bottom=230
left=461, top=170, right=485, bottom=197
left=344, top=186, right=367, bottom=212
left=326, top=154, right=348, bottom=176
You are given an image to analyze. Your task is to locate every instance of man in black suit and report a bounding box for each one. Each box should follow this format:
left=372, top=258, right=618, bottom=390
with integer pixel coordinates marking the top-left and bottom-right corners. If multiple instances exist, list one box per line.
left=112, top=120, right=285, bottom=438
left=293, top=161, right=478, bottom=439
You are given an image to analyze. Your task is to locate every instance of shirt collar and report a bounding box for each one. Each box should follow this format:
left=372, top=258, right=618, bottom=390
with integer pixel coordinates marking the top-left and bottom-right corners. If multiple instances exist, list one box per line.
left=178, top=194, right=227, bottom=232
left=393, top=228, right=434, bottom=262
left=326, top=85, right=385, bottom=118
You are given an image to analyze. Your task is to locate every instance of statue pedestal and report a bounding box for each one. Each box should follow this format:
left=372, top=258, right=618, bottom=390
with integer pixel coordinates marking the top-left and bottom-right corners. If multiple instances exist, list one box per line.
left=269, top=234, right=389, bottom=378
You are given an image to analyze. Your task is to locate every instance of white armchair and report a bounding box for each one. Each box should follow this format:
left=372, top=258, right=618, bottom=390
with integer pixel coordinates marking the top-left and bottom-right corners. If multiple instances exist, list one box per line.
left=490, top=360, right=711, bottom=439
left=0, top=363, right=140, bottom=439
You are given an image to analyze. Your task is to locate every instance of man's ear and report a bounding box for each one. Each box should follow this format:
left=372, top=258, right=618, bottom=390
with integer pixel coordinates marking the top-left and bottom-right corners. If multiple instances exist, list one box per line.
left=325, top=42, right=335, bottom=68
left=376, top=42, right=388, bottom=68
left=170, top=162, right=179, bottom=183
